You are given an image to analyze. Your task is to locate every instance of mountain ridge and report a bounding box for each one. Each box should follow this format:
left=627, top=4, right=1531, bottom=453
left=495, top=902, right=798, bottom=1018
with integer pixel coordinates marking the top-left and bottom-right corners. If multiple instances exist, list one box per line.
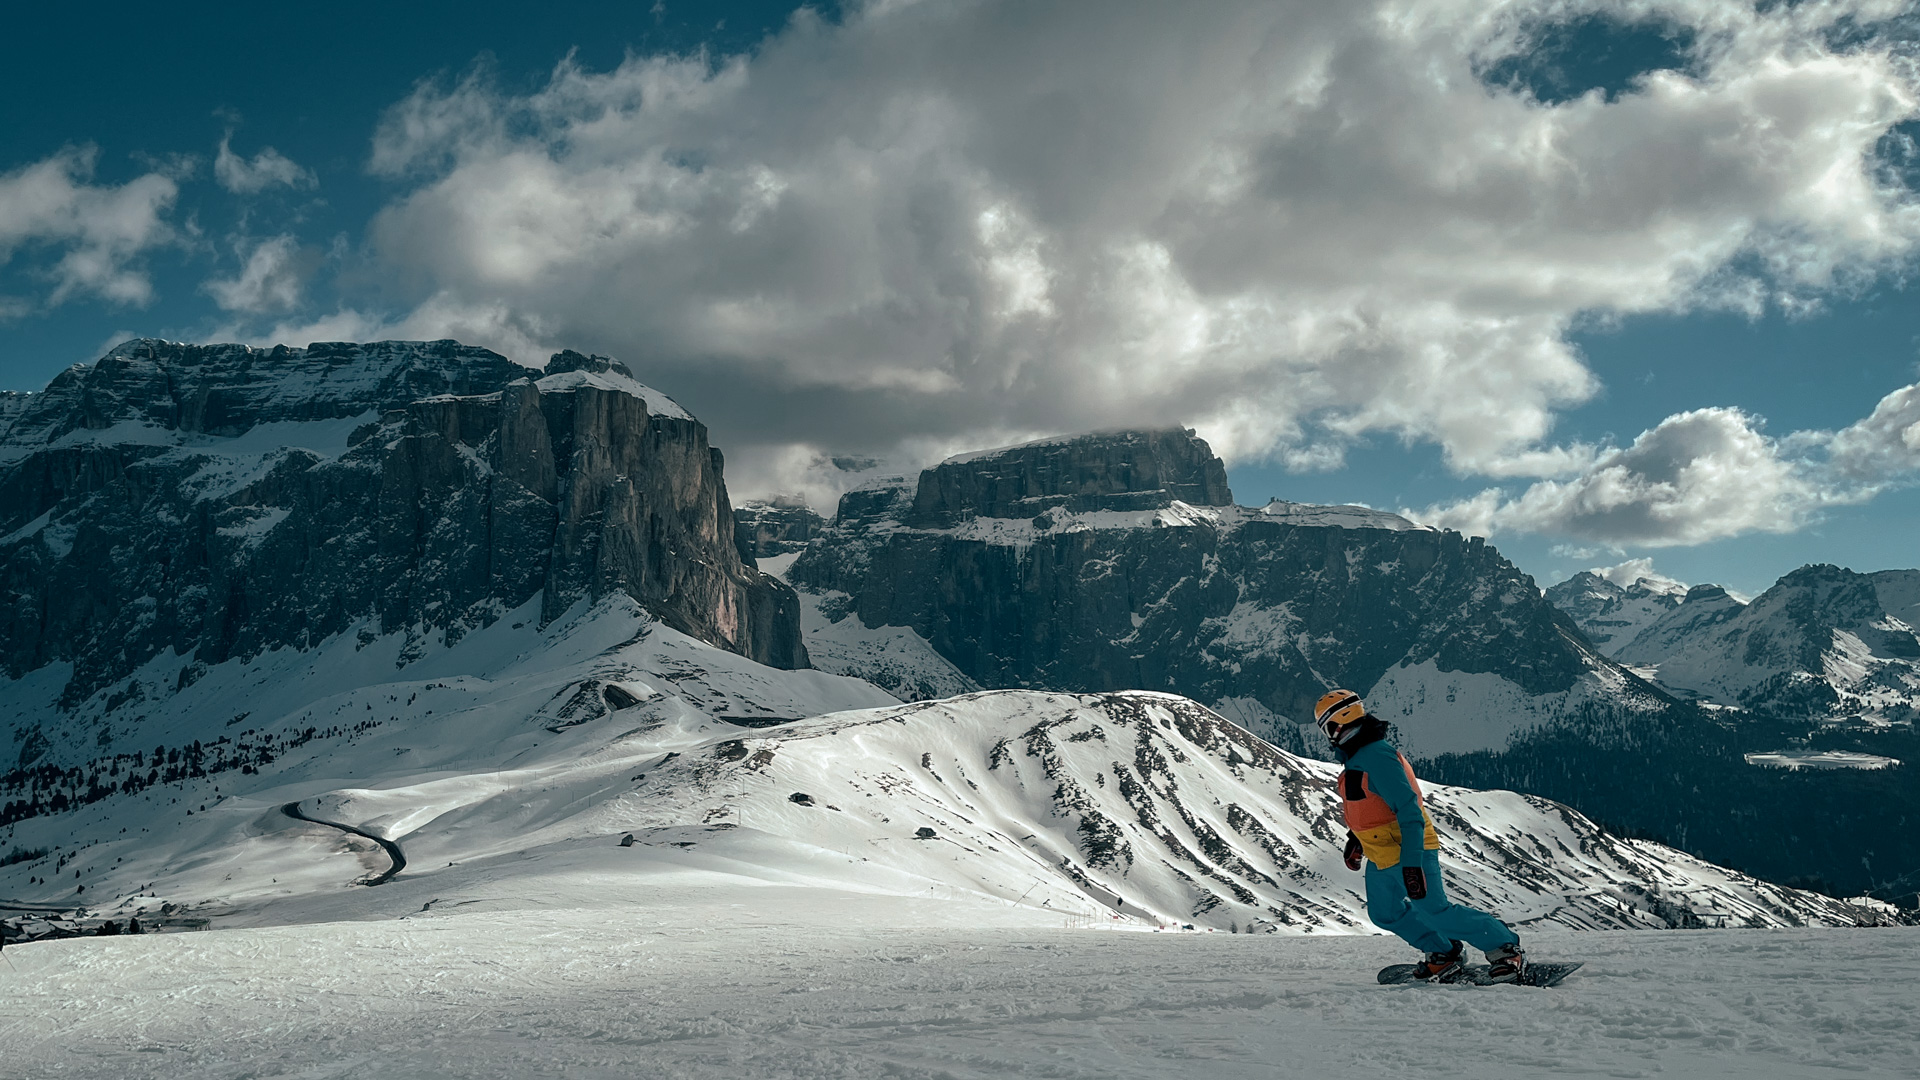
left=787, top=428, right=1669, bottom=759
left=0, top=339, right=805, bottom=759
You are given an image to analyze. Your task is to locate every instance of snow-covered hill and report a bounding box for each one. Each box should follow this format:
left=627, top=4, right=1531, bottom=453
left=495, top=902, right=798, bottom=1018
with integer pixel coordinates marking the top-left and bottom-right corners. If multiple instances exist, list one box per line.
left=1, top=596, right=1870, bottom=938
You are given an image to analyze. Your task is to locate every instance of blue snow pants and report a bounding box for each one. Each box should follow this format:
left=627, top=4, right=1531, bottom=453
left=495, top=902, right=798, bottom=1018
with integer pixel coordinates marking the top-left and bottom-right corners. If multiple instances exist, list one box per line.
left=1363, top=847, right=1516, bottom=955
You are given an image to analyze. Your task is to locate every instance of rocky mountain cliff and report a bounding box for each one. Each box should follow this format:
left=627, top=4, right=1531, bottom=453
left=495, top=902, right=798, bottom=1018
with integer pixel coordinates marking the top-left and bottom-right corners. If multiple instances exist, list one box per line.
left=1457, top=562, right=1920, bottom=899
left=1549, top=563, right=1920, bottom=722
left=733, top=497, right=827, bottom=560
left=1, top=339, right=804, bottom=759
left=788, top=429, right=1666, bottom=758
left=1608, top=584, right=1747, bottom=668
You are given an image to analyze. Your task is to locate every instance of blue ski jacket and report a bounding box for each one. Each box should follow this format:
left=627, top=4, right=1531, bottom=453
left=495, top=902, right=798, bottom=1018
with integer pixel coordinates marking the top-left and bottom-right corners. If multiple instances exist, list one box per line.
left=1339, top=736, right=1439, bottom=869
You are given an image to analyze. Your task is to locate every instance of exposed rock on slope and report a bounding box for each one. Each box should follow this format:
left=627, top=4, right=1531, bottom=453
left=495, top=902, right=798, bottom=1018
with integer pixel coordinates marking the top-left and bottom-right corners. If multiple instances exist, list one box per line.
left=618, top=689, right=1872, bottom=930
left=789, top=430, right=1666, bottom=757
left=0, top=340, right=805, bottom=737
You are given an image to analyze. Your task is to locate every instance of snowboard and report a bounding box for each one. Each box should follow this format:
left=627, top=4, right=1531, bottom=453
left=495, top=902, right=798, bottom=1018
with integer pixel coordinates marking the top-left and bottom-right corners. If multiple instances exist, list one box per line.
left=1376, top=960, right=1582, bottom=988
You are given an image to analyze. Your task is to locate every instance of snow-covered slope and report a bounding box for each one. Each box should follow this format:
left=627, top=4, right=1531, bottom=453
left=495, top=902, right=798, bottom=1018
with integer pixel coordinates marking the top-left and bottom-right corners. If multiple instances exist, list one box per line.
left=786, top=572, right=981, bottom=703
left=0, top=594, right=894, bottom=922
left=7, top=919, right=1919, bottom=1080
left=1611, top=584, right=1748, bottom=670
left=1, top=600, right=1869, bottom=938
left=1544, top=571, right=1688, bottom=657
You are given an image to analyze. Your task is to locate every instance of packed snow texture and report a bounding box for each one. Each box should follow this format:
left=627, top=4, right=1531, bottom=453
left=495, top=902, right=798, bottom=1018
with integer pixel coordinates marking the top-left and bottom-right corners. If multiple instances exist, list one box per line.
left=3, top=913, right=1916, bottom=1080
left=2, top=586, right=1899, bottom=1079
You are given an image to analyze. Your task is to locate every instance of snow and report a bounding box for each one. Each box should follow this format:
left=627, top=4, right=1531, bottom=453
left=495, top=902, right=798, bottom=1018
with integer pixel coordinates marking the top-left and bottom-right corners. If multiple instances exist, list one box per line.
left=1362, top=661, right=1555, bottom=758
left=182, top=412, right=372, bottom=457
left=763, top=553, right=982, bottom=702
left=789, top=584, right=981, bottom=702
left=535, top=367, right=693, bottom=420
left=213, top=506, right=291, bottom=547
left=755, top=550, right=801, bottom=578
left=1257, top=498, right=1424, bottom=531
left=1632, top=573, right=1920, bottom=719
left=1743, top=750, right=1901, bottom=770
left=0, top=508, right=52, bottom=546
left=938, top=431, right=1094, bottom=464
left=3, top=913, right=1916, bottom=1079
left=924, top=500, right=1419, bottom=549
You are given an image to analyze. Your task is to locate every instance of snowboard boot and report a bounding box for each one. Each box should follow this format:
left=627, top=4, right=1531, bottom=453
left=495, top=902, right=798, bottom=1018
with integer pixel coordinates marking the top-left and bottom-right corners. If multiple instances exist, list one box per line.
left=1485, top=942, right=1526, bottom=983
left=1411, top=940, right=1465, bottom=981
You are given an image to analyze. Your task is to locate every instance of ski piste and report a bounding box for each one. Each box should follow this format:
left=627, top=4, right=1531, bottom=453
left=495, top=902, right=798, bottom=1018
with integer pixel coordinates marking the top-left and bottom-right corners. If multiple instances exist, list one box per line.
left=1376, top=961, right=1583, bottom=987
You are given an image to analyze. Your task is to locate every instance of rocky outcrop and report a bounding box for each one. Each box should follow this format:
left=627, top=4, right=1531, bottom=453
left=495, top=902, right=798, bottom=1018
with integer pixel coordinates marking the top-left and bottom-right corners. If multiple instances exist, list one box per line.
left=1, top=340, right=805, bottom=715
left=1609, top=584, right=1746, bottom=667
left=908, top=428, right=1232, bottom=527
left=733, top=497, right=827, bottom=561
left=790, top=429, right=1653, bottom=756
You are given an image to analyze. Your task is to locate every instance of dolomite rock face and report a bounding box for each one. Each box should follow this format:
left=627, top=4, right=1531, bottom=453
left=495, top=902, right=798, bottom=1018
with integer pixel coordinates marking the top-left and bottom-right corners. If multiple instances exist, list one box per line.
left=1616, top=564, right=1920, bottom=721
left=0, top=340, right=805, bottom=714
left=733, top=498, right=827, bottom=561
left=789, top=429, right=1651, bottom=756
left=908, top=428, right=1233, bottom=527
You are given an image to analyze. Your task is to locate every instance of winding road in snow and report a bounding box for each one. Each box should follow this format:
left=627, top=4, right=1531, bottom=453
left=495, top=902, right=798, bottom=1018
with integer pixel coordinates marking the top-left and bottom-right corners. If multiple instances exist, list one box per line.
left=281, top=802, right=406, bottom=886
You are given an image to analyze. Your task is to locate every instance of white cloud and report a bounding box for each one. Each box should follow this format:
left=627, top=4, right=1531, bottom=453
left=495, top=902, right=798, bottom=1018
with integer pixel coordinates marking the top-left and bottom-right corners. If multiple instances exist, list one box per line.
left=203, top=235, right=310, bottom=314
left=325, top=0, right=1920, bottom=502
left=1590, top=557, right=1688, bottom=595
left=0, top=146, right=179, bottom=307
left=214, top=135, right=316, bottom=195
left=1410, top=380, right=1920, bottom=546
left=1827, top=379, right=1920, bottom=481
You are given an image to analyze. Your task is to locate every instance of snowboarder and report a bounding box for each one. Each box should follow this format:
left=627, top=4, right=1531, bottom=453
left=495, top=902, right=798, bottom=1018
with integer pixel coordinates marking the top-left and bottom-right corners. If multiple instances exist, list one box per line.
left=1316, top=688, right=1526, bottom=982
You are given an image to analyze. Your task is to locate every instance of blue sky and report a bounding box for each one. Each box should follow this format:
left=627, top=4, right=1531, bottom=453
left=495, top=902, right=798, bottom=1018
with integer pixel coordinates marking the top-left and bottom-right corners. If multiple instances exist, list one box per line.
left=3, top=1, right=1918, bottom=599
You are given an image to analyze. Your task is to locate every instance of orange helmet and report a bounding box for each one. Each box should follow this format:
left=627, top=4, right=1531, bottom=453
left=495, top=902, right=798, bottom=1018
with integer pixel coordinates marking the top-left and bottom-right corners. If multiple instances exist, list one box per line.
left=1314, top=689, right=1366, bottom=738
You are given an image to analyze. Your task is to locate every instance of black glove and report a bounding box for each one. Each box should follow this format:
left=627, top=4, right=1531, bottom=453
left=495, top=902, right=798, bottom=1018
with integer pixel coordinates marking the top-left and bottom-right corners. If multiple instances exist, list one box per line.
left=1402, top=865, right=1427, bottom=900
left=1342, top=832, right=1363, bottom=872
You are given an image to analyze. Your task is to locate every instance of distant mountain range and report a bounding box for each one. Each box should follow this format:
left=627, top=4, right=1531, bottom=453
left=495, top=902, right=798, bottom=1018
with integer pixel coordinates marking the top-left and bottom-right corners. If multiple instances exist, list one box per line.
left=0, top=338, right=1911, bottom=928
left=1548, top=566, right=1920, bottom=725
